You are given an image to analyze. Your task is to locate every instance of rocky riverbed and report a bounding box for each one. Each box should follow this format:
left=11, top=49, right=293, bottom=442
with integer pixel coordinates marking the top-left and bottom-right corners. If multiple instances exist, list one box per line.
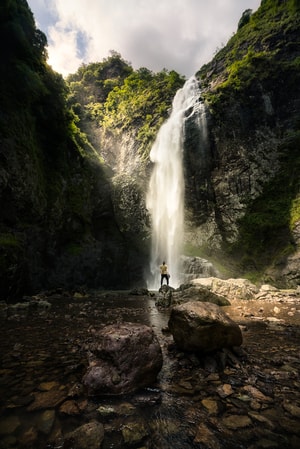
left=0, top=282, right=299, bottom=449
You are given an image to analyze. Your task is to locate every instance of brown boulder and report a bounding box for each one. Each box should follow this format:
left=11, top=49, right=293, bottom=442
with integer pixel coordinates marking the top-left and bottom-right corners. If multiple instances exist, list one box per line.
left=82, top=323, right=163, bottom=395
left=168, top=301, right=243, bottom=353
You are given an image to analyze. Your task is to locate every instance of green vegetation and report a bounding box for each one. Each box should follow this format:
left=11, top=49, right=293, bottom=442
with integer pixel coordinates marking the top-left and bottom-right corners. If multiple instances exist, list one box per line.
left=67, top=54, right=185, bottom=159
left=0, top=0, right=117, bottom=298
left=0, top=233, right=21, bottom=248
left=228, top=129, right=300, bottom=277
left=195, top=0, right=300, bottom=281
left=1, top=0, right=299, bottom=295
left=198, top=0, right=300, bottom=112
left=290, top=195, right=300, bottom=229
left=0, top=0, right=106, bottom=225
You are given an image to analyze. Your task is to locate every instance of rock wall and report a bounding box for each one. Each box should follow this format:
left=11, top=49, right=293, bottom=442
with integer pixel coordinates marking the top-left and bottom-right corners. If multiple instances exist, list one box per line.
left=181, top=3, right=300, bottom=287
left=184, top=108, right=281, bottom=246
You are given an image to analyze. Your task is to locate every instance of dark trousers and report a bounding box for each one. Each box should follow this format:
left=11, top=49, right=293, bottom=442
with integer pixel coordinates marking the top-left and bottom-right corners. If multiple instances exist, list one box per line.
left=161, top=274, right=169, bottom=286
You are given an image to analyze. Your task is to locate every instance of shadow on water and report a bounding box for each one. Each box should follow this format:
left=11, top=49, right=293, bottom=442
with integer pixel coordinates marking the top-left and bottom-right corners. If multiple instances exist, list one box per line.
left=0, top=291, right=299, bottom=448
left=0, top=293, right=182, bottom=448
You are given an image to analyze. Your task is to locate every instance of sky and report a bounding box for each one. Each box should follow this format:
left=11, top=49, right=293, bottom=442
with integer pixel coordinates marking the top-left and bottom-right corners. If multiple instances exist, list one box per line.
left=26, top=0, right=261, bottom=78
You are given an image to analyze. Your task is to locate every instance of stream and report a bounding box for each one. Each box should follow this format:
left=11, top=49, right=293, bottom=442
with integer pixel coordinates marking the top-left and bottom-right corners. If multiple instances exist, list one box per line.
left=0, top=290, right=299, bottom=448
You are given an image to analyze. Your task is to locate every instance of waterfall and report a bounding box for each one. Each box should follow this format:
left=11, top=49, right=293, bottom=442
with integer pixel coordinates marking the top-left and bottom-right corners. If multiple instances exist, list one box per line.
left=146, top=76, right=202, bottom=289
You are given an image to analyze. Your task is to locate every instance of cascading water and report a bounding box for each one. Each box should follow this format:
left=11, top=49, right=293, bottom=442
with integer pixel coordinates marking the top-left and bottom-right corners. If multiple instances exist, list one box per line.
left=146, top=76, right=203, bottom=289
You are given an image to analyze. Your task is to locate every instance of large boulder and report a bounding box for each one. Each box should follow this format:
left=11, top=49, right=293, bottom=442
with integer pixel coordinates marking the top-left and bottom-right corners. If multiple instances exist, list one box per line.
left=180, top=256, right=219, bottom=283
left=191, top=277, right=259, bottom=300
left=172, top=285, right=231, bottom=306
left=168, top=301, right=243, bottom=353
left=82, top=323, right=163, bottom=395
left=155, top=284, right=230, bottom=308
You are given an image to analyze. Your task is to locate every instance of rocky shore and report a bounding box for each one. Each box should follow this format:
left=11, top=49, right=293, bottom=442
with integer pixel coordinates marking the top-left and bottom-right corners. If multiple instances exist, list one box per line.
left=0, top=279, right=299, bottom=448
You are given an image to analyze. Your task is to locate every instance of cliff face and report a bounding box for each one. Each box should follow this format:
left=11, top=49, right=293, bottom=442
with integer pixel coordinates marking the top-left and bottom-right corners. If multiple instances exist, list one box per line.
left=1, top=0, right=299, bottom=300
left=184, top=0, right=300, bottom=286
left=88, top=1, right=299, bottom=288
left=0, top=1, right=145, bottom=300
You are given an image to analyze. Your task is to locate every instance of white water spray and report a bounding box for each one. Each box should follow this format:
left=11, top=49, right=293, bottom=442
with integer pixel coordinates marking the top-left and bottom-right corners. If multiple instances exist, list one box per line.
left=146, top=76, right=202, bottom=289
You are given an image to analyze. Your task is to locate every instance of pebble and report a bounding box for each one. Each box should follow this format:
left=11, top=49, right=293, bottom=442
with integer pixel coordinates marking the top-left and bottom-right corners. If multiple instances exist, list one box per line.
left=0, top=291, right=299, bottom=449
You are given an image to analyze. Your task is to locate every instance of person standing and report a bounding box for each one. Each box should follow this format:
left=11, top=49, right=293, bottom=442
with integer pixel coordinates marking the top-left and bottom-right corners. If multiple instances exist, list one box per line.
left=160, top=261, right=169, bottom=286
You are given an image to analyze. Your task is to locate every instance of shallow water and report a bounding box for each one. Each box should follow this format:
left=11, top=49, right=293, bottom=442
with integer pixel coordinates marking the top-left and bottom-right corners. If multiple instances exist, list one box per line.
left=0, top=292, right=299, bottom=449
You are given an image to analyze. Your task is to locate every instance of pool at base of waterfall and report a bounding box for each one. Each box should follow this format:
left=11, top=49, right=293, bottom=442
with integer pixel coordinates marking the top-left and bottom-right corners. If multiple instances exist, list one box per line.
left=0, top=291, right=299, bottom=449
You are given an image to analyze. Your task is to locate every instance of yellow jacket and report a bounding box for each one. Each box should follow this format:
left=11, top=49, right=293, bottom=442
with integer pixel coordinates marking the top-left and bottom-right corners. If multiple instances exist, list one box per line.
left=160, top=264, right=168, bottom=275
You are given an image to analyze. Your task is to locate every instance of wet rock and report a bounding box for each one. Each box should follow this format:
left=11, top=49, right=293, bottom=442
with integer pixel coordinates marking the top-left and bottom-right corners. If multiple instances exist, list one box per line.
left=156, top=283, right=230, bottom=308
left=155, top=285, right=174, bottom=307
left=282, top=400, right=300, bottom=418
left=201, top=398, right=219, bottom=415
left=194, top=422, right=221, bottom=448
left=132, top=391, right=161, bottom=407
left=216, top=383, right=234, bottom=398
left=27, top=389, right=68, bottom=411
left=67, top=382, right=84, bottom=398
left=222, top=414, right=252, bottom=429
left=82, top=323, right=163, bottom=395
left=64, top=421, right=104, bottom=449
left=0, top=415, right=20, bottom=435
left=115, top=403, right=136, bottom=416
left=169, top=382, right=196, bottom=395
left=172, top=285, right=231, bottom=306
left=38, top=381, right=60, bottom=391
left=59, top=400, right=80, bottom=415
left=168, top=301, right=243, bottom=353
left=0, top=285, right=299, bottom=448
left=241, top=385, right=273, bottom=403
left=99, top=403, right=138, bottom=421
left=121, top=420, right=148, bottom=445
left=248, top=411, right=275, bottom=429
left=97, top=405, right=116, bottom=418
left=20, top=427, right=38, bottom=446
left=37, top=409, right=55, bottom=434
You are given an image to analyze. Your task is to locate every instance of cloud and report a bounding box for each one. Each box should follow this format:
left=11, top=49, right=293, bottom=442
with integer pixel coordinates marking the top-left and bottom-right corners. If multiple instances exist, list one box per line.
left=47, top=26, right=84, bottom=75
left=27, top=0, right=261, bottom=77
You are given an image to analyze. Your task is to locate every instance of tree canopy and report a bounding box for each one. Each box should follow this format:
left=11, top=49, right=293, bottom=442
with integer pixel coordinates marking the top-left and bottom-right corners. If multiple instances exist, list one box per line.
left=67, top=54, right=185, bottom=158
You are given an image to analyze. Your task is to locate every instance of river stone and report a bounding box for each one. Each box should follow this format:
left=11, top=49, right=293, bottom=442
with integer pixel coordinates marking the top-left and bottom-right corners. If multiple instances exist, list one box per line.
left=37, top=409, right=55, bottom=434
left=0, top=415, right=20, bottom=435
left=27, top=389, right=68, bottom=411
left=222, top=414, right=252, bottom=429
left=64, top=421, right=104, bottom=449
left=82, top=323, right=163, bottom=395
left=121, top=421, right=148, bottom=445
left=194, top=422, right=220, bottom=449
left=168, top=301, right=243, bottom=353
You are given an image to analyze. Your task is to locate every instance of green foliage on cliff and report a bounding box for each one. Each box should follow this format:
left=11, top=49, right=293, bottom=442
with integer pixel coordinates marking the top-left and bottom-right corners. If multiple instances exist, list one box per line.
left=101, top=68, right=184, bottom=141
left=0, top=0, right=120, bottom=298
left=197, top=0, right=300, bottom=279
left=2, top=0, right=299, bottom=294
left=238, top=129, right=300, bottom=255
left=199, top=0, right=300, bottom=113
left=67, top=55, right=185, bottom=158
